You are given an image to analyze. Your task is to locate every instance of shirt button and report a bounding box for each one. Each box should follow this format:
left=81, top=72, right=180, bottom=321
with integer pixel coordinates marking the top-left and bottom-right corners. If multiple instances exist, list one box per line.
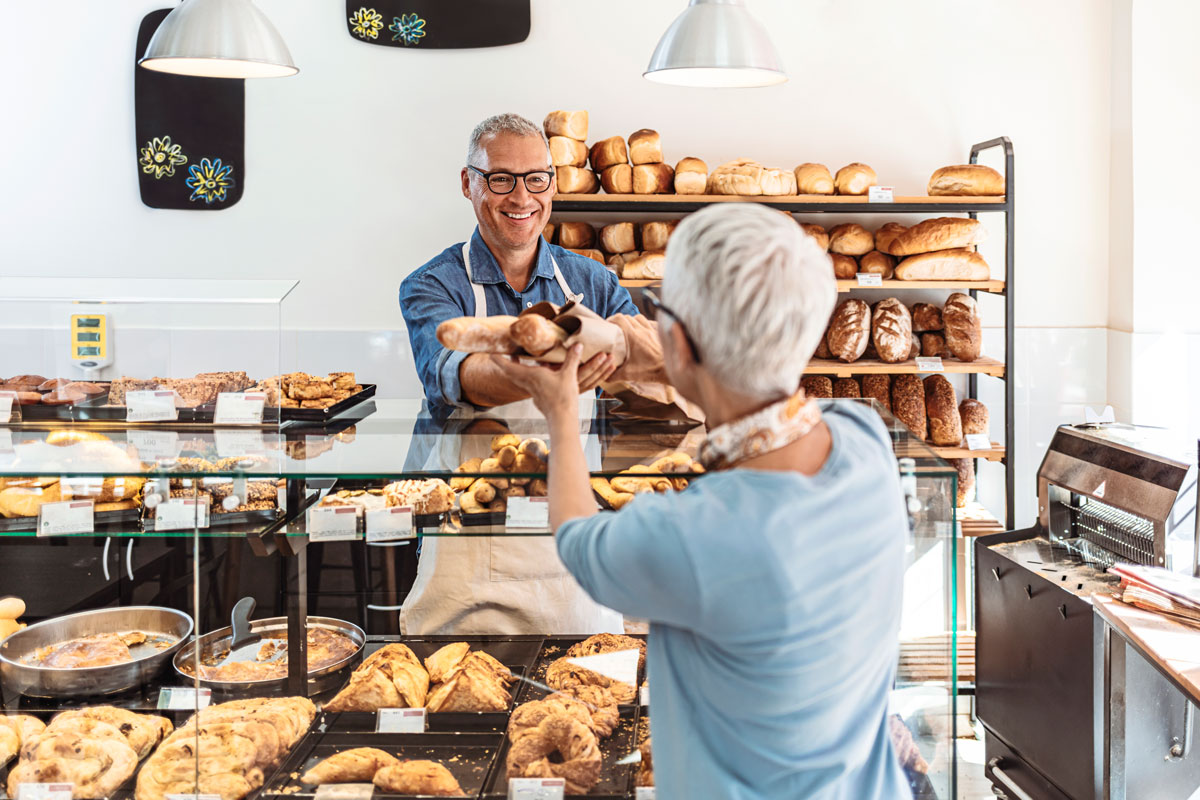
left=526, top=302, right=532, bottom=308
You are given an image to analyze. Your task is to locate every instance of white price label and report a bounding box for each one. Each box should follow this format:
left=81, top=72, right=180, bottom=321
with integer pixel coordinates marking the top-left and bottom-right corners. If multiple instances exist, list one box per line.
left=566, top=649, right=639, bottom=689
left=868, top=185, right=894, bottom=203
left=214, top=429, right=266, bottom=459
left=965, top=434, right=992, bottom=451
left=367, top=506, right=414, bottom=542
left=314, top=785, right=374, bottom=800
left=0, top=392, right=15, bottom=423
left=376, top=707, right=426, bottom=733
left=635, top=788, right=657, bottom=800
left=214, top=392, right=266, bottom=425
left=855, top=273, right=883, bottom=287
left=308, top=506, right=359, bottom=541
left=126, top=390, right=179, bottom=422
left=507, top=778, right=565, bottom=800
left=155, top=498, right=211, bottom=531
left=128, top=430, right=181, bottom=461
left=38, top=500, right=94, bottom=536
left=157, top=687, right=213, bottom=710
left=506, top=496, right=550, bottom=530
left=640, top=685, right=650, bottom=706
left=17, top=784, right=74, bottom=800
left=915, top=356, right=944, bottom=372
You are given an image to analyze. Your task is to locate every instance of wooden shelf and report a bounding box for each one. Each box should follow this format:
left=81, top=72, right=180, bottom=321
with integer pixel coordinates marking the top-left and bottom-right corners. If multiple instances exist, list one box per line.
left=554, top=193, right=1008, bottom=214
left=836, top=279, right=1005, bottom=294
left=932, top=443, right=1006, bottom=462
left=956, top=503, right=1005, bottom=538
left=804, top=356, right=1005, bottom=378
left=618, top=279, right=659, bottom=289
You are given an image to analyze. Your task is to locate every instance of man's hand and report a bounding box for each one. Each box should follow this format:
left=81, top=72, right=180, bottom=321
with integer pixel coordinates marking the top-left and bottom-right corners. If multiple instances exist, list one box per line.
left=490, top=346, right=616, bottom=419
left=607, top=314, right=669, bottom=384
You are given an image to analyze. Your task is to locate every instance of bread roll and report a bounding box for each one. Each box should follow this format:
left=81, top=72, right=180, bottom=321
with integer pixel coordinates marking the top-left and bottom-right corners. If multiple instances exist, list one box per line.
left=911, top=303, right=944, bottom=332
left=800, top=223, right=830, bottom=251
left=894, top=249, right=990, bottom=281
left=569, top=248, right=606, bottom=265
left=943, top=292, right=982, bottom=361
left=708, top=159, right=795, bottom=196
left=641, top=221, right=677, bottom=252
left=872, top=298, right=913, bottom=363
left=921, top=332, right=951, bottom=358
left=891, top=375, right=926, bottom=440
left=952, top=457, right=976, bottom=507
left=600, top=222, right=637, bottom=254
left=557, top=221, right=596, bottom=249
left=831, top=254, right=858, bottom=280
left=621, top=251, right=665, bottom=280
left=556, top=166, right=598, bottom=194
left=813, top=325, right=832, bottom=360
left=633, top=163, right=674, bottom=194
left=861, top=375, right=891, bottom=412
left=827, top=299, right=871, bottom=362
left=834, top=162, right=877, bottom=195
left=883, top=217, right=987, bottom=257
left=960, top=398, right=989, bottom=437
left=923, top=375, right=962, bottom=445
left=510, top=315, right=567, bottom=357
left=628, top=129, right=663, bottom=165
left=928, top=165, right=1004, bottom=196
left=542, top=223, right=556, bottom=243
left=549, top=136, right=587, bottom=168
left=794, top=163, right=834, bottom=194
left=829, top=223, right=874, bottom=256
left=874, top=222, right=905, bottom=254
left=543, top=110, right=588, bottom=141
left=600, top=164, right=633, bottom=194
left=437, top=316, right=519, bottom=353
left=590, top=137, right=629, bottom=172
left=833, top=378, right=861, bottom=398
left=801, top=375, right=833, bottom=399
left=674, top=157, right=707, bottom=194
left=859, top=250, right=895, bottom=278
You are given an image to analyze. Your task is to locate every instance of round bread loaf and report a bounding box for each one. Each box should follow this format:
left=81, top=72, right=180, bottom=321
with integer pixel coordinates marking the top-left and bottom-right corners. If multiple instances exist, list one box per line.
left=923, top=375, right=962, bottom=445
left=799, top=223, right=830, bottom=251
left=921, top=332, right=951, bottom=358
left=829, top=223, right=874, bottom=256
left=834, top=162, right=877, bottom=195
left=871, top=298, right=913, bottom=363
left=794, top=162, right=834, bottom=194
left=827, top=299, right=871, bottom=362
left=959, top=398, right=989, bottom=436
left=830, top=254, right=858, bottom=280
left=911, top=303, right=944, bottom=332
left=859, top=250, right=895, bottom=278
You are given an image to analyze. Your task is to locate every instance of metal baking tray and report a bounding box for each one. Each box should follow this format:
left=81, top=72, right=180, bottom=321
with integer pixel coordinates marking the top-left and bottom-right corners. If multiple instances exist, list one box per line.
left=261, top=731, right=503, bottom=800
left=517, top=636, right=647, bottom=708
left=0, top=508, right=141, bottom=534
left=174, top=615, right=364, bottom=695
left=0, top=606, right=193, bottom=698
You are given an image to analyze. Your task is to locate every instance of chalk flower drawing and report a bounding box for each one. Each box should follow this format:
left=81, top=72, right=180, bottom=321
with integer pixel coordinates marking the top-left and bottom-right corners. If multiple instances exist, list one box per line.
left=139, top=136, right=187, bottom=179
left=349, top=8, right=383, bottom=39
left=389, top=13, right=426, bottom=45
left=185, top=158, right=235, bottom=204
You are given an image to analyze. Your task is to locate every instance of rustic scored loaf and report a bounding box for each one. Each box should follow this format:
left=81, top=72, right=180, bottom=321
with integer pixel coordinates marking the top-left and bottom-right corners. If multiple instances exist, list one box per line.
left=872, top=298, right=913, bottom=363
left=674, top=157, right=707, bottom=194
left=942, top=292, right=982, bottom=361
left=923, top=375, right=963, bottom=445
left=827, top=299, right=871, bottom=362
left=800, top=223, right=830, bottom=251
left=589, top=137, right=628, bottom=172
left=794, top=163, right=835, bottom=194
left=891, top=375, right=927, bottom=440
left=633, top=163, right=674, bottom=194
left=829, top=223, right=874, bottom=256
left=543, top=110, right=588, bottom=141
left=911, top=303, right=944, bottom=332
left=894, top=248, right=990, bottom=281
left=880, top=217, right=987, bottom=256
left=600, top=164, right=632, bottom=194
left=928, top=164, right=1004, bottom=196
left=549, top=136, right=587, bottom=168
left=834, top=162, right=877, bottom=195
left=628, top=129, right=663, bottom=165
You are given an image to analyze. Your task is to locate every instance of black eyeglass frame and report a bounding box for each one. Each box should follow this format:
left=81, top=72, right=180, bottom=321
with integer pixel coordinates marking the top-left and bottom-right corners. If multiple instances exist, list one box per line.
left=644, top=289, right=702, bottom=364
left=466, top=165, right=554, bottom=195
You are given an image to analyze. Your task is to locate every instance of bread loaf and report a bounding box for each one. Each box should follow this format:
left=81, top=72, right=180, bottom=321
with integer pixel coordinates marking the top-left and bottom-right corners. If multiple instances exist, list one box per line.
left=557, top=221, right=596, bottom=249
left=833, top=378, right=861, bottom=398
left=549, top=136, right=588, bottom=168
left=891, top=375, right=926, bottom=440
left=952, top=457, right=976, bottom=507
left=800, top=223, right=830, bottom=251
left=621, top=251, right=665, bottom=280
left=511, top=315, right=567, bottom=357
left=829, top=223, right=874, bottom=256
left=589, top=137, right=629, bottom=172
left=920, top=332, right=951, bottom=358
left=600, top=222, right=637, bottom=254
left=859, top=250, right=895, bottom=278
left=894, top=249, right=990, bottom=281
left=607, top=251, right=636, bottom=272
left=543, top=110, right=588, bottom=141
left=831, top=254, right=858, bottom=279
left=568, top=248, right=606, bottom=265
left=882, top=217, right=987, bottom=256
left=928, top=165, right=1004, bottom=196
left=542, top=223, right=556, bottom=243
left=909, top=332, right=921, bottom=360
left=633, top=163, right=674, bottom=194
left=923, top=375, right=962, bottom=445
left=861, top=375, right=891, bottom=412
left=641, top=221, right=677, bottom=252
left=708, top=159, right=796, bottom=196
left=872, top=298, right=913, bottom=363
left=813, top=325, right=832, bottom=360
left=943, top=292, right=982, bottom=361
left=437, top=316, right=520, bottom=354
left=794, top=163, right=835, bottom=194
left=911, top=303, right=943, bottom=332
left=674, top=157, right=707, bottom=194
left=556, top=166, right=599, bottom=194
left=874, top=222, right=905, bottom=254
left=628, top=129, right=663, bottom=165
left=834, top=162, right=877, bottom=195
left=801, top=375, right=833, bottom=399
left=600, top=164, right=633, bottom=194
left=959, top=399, right=989, bottom=437
left=827, top=299, right=871, bottom=362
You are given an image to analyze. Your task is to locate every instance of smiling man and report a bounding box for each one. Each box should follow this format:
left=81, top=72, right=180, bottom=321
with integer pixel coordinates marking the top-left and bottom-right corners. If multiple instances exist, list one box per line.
left=401, top=113, right=639, bottom=414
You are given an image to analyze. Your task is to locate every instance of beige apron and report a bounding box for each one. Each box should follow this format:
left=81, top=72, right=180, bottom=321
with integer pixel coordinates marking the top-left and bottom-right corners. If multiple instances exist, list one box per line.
left=397, top=240, right=623, bottom=635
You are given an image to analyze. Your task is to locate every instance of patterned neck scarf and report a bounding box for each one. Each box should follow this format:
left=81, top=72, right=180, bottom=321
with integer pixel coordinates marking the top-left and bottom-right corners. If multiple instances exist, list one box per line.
left=698, top=390, right=823, bottom=470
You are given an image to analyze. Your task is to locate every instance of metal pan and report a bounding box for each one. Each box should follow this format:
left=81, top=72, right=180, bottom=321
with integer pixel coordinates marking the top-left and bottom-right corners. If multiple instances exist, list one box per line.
left=173, top=616, right=364, bottom=695
left=0, top=606, right=193, bottom=698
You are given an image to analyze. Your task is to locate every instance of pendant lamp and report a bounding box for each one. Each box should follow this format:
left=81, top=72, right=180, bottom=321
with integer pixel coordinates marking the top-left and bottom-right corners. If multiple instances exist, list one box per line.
left=139, top=0, right=297, bottom=79
left=645, top=0, right=785, bottom=88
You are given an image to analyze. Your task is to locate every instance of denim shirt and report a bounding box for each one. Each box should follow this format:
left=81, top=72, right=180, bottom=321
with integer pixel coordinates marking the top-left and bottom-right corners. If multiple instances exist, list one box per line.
left=399, top=227, right=638, bottom=413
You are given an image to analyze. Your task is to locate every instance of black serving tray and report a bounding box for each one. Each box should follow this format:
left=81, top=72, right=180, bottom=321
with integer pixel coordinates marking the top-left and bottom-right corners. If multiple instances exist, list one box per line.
left=516, top=636, right=646, bottom=708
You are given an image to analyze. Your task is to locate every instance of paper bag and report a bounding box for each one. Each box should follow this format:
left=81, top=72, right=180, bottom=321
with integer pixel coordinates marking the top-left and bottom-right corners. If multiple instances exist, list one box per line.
left=520, top=301, right=628, bottom=366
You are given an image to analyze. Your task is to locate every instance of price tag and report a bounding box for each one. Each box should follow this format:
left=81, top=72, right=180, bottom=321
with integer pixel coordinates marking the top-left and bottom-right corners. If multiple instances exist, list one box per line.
left=566, top=649, right=639, bottom=689
left=965, top=434, right=992, bottom=451
left=868, top=185, right=894, bottom=203
left=38, top=500, right=94, bottom=536
left=855, top=273, right=883, bottom=287
left=157, top=686, right=213, bottom=710
left=376, top=707, right=426, bottom=733
left=17, top=784, right=74, bottom=800
left=635, top=788, right=657, bottom=800
left=640, top=685, right=650, bottom=706
left=155, top=497, right=211, bottom=531
left=214, top=429, right=266, bottom=458
left=314, top=785, right=374, bottom=800
left=915, top=356, right=944, bottom=372
left=126, top=390, right=179, bottom=422
left=0, top=391, right=15, bottom=423
left=507, top=778, right=565, bottom=800
left=214, top=392, right=266, bottom=425
left=367, top=506, right=414, bottom=542
left=128, top=430, right=181, bottom=461
left=308, top=506, right=359, bottom=541
left=506, top=496, right=550, bottom=530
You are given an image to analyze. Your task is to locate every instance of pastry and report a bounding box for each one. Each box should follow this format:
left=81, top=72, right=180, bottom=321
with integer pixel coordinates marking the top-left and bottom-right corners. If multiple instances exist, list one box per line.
left=589, top=136, right=628, bottom=172
left=373, top=761, right=462, bottom=796
left=425, top=651, right=513, bottom=713
left=880, top=217, right=987, bottom=256
left=859, top=250, right=895, bottom=278
left=928, top=164, right=1004, bottom=196
left=872, top=298, right=913, bottom=363
left=674, top=157, right=707, bottom=194
left=799, top=223, right=830, bottom=251
left=801, top=376, right=833, bottom=399
left=794, top=163, right=834, bottom=194
left=565, top=633, right=646, bottom=673
left=325, top=644, right=430, bottom=712
left=627, top=129, right=663, bottom=165
left=632, top=163, right=674, bottom=194
left=301, top=748, right=399, bottom=785
left=543, top=110, right=588, bottom=141
left=600, top=163, right=632, bottom=194
left=911, top=303, right=943, bottom=332
left=546, top=657, right=635, bottom=704
left=637, top=738, right=654, bottom=787
left=550, top=136, right=587, bottom=168
left=861, top=375, right=891, bottom=412
left=827, top=299, right=871, bottom=362
left=556, top=166, right=598, bottom=194
left=891, top=375, right=927, bottom=440
left=923, top=375, right=962, bottom=445
left=0, top=715, right=44, bottom=767
left=505, top=714, right=601, bottom=795
left=834, top=162, right=877, bottom=195
left=894, top=248, right=990, bottom=281
left=828, top=223, right=874, bottom=256
left=942, top=292, right=982, bottom=361
left=959, top=398, right=989, bottom=436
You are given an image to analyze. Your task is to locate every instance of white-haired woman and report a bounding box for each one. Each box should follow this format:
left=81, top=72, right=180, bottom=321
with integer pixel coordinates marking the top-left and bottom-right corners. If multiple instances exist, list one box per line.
left=494, top=203, right=910, bottom=799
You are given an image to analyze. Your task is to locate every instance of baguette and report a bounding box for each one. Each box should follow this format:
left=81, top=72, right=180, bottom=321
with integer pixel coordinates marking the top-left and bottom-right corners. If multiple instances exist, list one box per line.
left=436, top=316, right=520, bottom=354
left=543, top=110, right=588, bottom=141
left=510, top=315, right=567, bottom=357
left=894, top=248, right=990, bottom=281
left=549, top=136, right=587, bottom=168
left=928, top=165, right=1004, bottom=196
left=600, top=164, right=633, bottom=194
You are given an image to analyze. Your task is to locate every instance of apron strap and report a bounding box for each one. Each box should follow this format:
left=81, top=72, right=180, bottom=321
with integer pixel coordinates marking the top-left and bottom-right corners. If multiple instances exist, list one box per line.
left=550, top=255, right=583, bottom=305
left=462, top=239, right=582, bottom=316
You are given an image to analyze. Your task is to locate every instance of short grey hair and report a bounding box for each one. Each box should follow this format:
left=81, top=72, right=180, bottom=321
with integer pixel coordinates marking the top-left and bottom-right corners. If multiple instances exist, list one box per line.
left=467, top=113, right=551, bottom=167
left=662, top=204, right=836, bottom=401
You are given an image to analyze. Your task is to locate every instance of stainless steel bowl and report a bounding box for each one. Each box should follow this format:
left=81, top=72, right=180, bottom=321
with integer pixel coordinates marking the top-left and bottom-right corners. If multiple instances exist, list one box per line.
left=0, top=606, right=193, bottom=697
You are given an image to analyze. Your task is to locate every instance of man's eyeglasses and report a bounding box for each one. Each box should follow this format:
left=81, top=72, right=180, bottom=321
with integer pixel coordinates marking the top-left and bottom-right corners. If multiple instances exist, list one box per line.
left=466, top=165, right=553, bottom=195
left=644, top=289, right=702, bottom=364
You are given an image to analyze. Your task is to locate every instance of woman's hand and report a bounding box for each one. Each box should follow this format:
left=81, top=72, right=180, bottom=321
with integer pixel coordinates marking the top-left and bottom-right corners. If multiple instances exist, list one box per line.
left=490, top=345, right=616, bottom=420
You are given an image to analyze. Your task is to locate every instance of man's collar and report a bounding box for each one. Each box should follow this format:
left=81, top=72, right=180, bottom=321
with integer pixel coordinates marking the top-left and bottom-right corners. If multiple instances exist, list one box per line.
left=468, top=227, right=556, bottom=285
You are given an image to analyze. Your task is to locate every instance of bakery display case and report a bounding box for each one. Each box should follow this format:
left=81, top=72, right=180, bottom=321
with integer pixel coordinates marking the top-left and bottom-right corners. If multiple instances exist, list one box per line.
left=0, top=399, right=960, bottom=799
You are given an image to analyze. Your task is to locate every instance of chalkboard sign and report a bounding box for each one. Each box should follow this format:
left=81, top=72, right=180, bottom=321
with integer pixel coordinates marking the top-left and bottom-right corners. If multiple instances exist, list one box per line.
left=134, top=9, right=245, bottom=210
left=345, top=0, right=530, bottom=49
